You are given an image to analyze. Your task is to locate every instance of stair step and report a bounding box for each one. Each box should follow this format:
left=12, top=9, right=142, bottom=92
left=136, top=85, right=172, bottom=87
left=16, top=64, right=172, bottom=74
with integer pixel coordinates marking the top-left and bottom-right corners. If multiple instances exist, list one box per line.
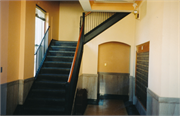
left=52, top=41, right=77, bottom=47
left=29, top=89, right=66, bottom=98
left=48, top=50, right=75, bottom=56
left=50, top=46, right=76, bottom=51
left=23, top=105, right=65, bottom=115
left=31, top=88, right=66, bottom=92
left=35, top=80, right=67, bottom=84
left=32, top=81, right=67, bottom=89
left=37, top=74, right=69, bottom=82
left=40, top=67, right=70, bottom=74
left=46, top=56, right=74, bottom=62
left=43, top=61, right=72, bottom=68
left=25, top=97, right=66, bottom=107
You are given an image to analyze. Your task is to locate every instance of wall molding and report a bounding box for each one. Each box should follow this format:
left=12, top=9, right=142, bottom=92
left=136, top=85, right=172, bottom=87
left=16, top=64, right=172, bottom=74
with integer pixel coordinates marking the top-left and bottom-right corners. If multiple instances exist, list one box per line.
left=147, top=88, right=180, bottom=104
left=147, top=88, right=180, bottom=115
left=98, top=72, right=129, bottom=75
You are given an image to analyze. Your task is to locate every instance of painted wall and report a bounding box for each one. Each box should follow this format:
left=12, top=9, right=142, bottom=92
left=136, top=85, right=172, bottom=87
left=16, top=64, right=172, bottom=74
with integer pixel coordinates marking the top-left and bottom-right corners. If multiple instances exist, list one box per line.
left=79, top=13, right=135, bottom=100
left=59, top=1, right=83, bottom=41
left=81, top=13, right=136, bottom=76
left=0, top=1, right=9, bottom=84
left=135, top=0, right=180, bottom=98
left=98, top=42, right=130, bottom=73
left=20, top=1, right=59, bottom=80
left=1, top=1, right=60, bottom=83
left=135, top=0, right=163, bottom=96
left=0, top=1, right=21, bottom=84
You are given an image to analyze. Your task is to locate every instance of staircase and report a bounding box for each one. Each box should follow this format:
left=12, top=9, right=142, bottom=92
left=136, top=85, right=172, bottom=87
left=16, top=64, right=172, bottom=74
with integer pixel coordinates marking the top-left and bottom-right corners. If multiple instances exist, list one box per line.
left=14, top=12, right=131, bottom=115
left=14, top=40, right=77, bottom=115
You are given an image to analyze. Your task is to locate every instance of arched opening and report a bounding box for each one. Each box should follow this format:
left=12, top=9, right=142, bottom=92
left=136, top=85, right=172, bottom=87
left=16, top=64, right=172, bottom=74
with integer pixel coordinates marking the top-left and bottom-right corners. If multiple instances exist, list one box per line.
left=98, top=41, right=130, bottom=98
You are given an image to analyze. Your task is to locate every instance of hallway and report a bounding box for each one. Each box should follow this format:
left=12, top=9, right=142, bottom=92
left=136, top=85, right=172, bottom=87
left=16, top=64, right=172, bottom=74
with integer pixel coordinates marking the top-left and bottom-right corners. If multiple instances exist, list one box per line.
left=84, top=99, right=139, bottom=115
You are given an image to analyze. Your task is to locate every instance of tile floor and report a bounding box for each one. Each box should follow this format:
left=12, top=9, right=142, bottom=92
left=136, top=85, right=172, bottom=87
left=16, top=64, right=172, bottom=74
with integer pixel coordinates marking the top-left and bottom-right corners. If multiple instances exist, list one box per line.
left=84, top=99, right=128, bottom=115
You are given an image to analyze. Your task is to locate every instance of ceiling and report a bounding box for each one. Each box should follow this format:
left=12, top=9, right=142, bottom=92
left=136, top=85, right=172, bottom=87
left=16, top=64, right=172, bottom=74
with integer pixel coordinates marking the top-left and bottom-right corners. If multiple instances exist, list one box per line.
left=94, top=0, right=135, bottom=3
left=79, top=0, right=142, bottom=12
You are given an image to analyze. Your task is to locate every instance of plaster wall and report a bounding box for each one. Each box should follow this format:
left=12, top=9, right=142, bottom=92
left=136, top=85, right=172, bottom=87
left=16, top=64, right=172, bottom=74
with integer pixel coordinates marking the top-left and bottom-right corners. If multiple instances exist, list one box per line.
left=82, top=13, right=136, bottom=76
left=59, top=1, right=83, bottom=41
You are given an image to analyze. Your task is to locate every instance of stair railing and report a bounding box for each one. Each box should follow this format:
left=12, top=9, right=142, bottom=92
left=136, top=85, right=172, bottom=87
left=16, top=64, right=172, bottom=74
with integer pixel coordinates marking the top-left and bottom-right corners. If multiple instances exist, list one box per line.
left=34, top=26, right=50, bottom=77
left=84, top=12, right=116, bottom=34
left=66, top=13, right=85, bottom=114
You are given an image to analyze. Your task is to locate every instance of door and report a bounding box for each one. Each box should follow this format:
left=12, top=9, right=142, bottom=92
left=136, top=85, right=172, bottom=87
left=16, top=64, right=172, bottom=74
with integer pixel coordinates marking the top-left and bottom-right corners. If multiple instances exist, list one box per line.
left=34, top=6, right=46, bottom=76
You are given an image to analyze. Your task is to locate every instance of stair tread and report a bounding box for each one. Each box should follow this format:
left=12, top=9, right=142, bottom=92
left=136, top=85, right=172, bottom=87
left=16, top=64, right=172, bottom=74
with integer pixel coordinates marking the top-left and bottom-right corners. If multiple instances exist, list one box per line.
left=48, top=50, right=75, bottom=53
left=24, top=105, right=65, bottom=111
left=28, top=97, right=65, bottom=102
left=51, top=45, right=76, bottom=48
left=35, top=80, right=67, bottom=84
left=44, top=61, right=72, bottom=64
left=38, top=74, right=69, bottom=76
left=47, top=56, right=74, bottom=58
left=32, top=89, right=65, bottom=93
left=42, top=67, right=70, bottom=70
left=53, top=40, right=77, bottom=43
left=53, top=40, right=77, bottom=42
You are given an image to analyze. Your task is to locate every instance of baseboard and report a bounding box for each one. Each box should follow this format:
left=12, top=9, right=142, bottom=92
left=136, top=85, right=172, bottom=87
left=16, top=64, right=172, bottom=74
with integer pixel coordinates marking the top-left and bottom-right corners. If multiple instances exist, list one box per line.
left=99, top=94, right=129, bottom=101
left=135, top=96, right=147, bottom=115
left=87, top=99, right=98, bottom=105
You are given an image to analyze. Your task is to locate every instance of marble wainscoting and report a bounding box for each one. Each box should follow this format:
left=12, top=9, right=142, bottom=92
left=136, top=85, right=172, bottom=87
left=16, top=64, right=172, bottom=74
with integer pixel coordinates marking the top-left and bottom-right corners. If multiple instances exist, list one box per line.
left=129, top=76, right=134, bottom=102
left=6, top=80, right=19, bottom=115
left=19, top=77, right=34, bottom=104
left=98, top=72, right=129, bottom=96
left=0, top=77, right=34, bottom=115
left=78, top=74, right=98, bottom=104
left=147, top=88, right=180, bottom=115
left=1, top=82, right=7, bottom=115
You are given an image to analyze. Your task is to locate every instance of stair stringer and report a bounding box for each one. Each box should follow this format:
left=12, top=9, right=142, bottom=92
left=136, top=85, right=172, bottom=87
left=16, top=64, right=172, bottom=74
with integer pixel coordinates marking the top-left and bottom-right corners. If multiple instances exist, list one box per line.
left=84, top=12, right=130, bottom=44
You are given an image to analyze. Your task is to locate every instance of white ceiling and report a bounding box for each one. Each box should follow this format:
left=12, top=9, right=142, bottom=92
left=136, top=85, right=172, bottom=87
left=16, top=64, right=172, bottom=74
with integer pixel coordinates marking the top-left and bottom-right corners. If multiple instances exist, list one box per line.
left=79, top=0, right=134, bottom=12
left=94, top=0, right=135, bottom=3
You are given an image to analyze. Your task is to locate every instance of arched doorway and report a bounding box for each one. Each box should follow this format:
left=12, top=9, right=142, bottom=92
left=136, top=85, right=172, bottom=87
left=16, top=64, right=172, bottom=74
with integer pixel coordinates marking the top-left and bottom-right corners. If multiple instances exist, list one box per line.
left=98, top=42, right=130, bottom=99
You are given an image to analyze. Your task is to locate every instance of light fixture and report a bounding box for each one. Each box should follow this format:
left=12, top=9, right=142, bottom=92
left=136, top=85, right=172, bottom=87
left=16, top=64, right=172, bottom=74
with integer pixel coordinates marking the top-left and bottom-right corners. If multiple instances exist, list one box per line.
left=133, top=3, right=137, bottom=9
left=133, top=3, right=139, bottom=19
left=133, top=10, right=139, bottom=19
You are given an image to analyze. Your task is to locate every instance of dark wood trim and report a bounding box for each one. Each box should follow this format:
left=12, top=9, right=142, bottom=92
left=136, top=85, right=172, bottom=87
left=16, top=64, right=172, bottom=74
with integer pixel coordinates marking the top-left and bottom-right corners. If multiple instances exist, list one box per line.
left=137, top=97, right=147, bottom=111
left=68, top=23, right=84, bottom=83
left=36, top=4, right=46, bottom=13
left=98, top=72, right=129, bottom=75
left=135, top=41, right=149, bottom=110
left=99, top=94, right=129, bottom=101
left=85, top=12, right=91, bottom=16
left=35, top=14, right=46, bottom=21
left=136, top=41, right=150, bottom=53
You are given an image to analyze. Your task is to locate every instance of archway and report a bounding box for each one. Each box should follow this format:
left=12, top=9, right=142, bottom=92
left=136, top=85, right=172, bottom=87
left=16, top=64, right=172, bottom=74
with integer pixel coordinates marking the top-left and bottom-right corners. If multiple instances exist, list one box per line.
left=98, top=41, right=130, bottom=99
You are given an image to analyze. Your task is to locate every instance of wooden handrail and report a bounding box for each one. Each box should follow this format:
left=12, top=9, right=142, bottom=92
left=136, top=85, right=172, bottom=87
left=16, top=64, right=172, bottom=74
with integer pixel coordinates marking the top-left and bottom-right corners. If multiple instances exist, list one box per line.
left=85, top=12, right=91, bottom=17
left=67, top=24, right=84, bottom=83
